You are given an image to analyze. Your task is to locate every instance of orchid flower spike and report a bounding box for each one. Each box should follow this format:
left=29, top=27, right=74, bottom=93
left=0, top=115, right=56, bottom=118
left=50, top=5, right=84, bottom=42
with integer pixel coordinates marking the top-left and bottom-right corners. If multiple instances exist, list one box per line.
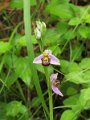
left=34, top=21, right=46, bottom=40
left=33, top=50, right=60, bottom=66
left=50, top=73, right=63, bottom=96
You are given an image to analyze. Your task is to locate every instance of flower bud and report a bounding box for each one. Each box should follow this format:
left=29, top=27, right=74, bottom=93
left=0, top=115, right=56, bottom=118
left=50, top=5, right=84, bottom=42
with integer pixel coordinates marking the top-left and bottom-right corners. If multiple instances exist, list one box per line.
left=34, top=28, right=41, bottom=40
left=34, top=21, right=46, bottom=40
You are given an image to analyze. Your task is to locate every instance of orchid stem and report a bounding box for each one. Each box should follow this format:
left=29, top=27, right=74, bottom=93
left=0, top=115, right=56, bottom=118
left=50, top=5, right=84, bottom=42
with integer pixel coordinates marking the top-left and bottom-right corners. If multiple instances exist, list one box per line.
left=44, top=67, right=53, bottom=120
left=38, top=37, right=53, bottom=119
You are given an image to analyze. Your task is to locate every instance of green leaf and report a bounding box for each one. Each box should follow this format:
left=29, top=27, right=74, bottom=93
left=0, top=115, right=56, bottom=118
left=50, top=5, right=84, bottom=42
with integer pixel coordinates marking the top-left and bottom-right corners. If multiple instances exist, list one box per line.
left=63, top=94, right=79, bottom=106
left=60, top=110, right=77, bottom=120
left=63, top=29, right=76, bottom=40
left=66, top=87, right=77, bottom=96
left=10, top=0, right=36, bottom=9
left=65, top=71, right=90, bottom=84
left=68, top=62, right=81, bottom=73
left=79, top=88, right=90, bottom=109
left=84, top=14, right=90, bottom=23
left=16, top=35, right=37, bottom=46
left=71, top=45, right=84, bottom=61
left=44, top=29, right=60, bottom=46
left=69, top=17, right=81, bottom=26
left=60, top=60, right=69, bottom=74
left=0, top=42, right=12, bottom=54
left=5, top=101, right=27, bottom=117
left=4, top=72, right=18, bottom=87
left=14, top=57, right=31, bottom=86
left=70, top=4, right=85, bottom=17
left=48, top=45, right=61, bottom=56
left=46, top=4, right=74, bottom=19
left=65, top=61, right=90, bottom=84
left=60, top=61, right=80, bottom=74
left=78, top=26, right=90, bottom=39
left=83, top=71, right=90, bottom=82
left=48, top=0, right=70, bottom=5
left=57, top=22, right=69, bottom=35
left=79, top=58, right=90, bottom=70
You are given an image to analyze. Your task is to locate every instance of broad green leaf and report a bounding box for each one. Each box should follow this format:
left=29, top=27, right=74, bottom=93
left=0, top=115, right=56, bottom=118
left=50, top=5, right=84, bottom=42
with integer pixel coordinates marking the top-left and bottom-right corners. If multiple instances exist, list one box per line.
left=60, top=60, right=69, bottom=74
left=79, top=88, right=90, bottom=109
left=5, top=101, right=27, bottom=117
left=79, top=58, right=90, bottom=69
left=69, top=17, right=81, bottom=26
left=63, top=94, right=79, bottom=106
left=0, top=42, right=12, bottom=54
left=3, top=72, right=18, bottom=87
left=44, top=29, right=60, bottom=46
left=4, top=54, right=17, bottom=68
left=48, top=0, right=70, bottom=5
left=63, top=29, right=76, bottom=40
left=83, top=71, right=90, bottom=82
left=14, top=57, right=31, bottom=86
left=57, top=22, right=69, bottom=35
left=70, top=4, right=85, bottom=17
left=10, top=0, right=36, bottom=9
left=60, top=110, right=77, bottom=120
left=46, top=4, right=74, bottom=19
left=60, top=61, right=80, bottom=74
left=65, top=71, right=90, bottom=84
left=84, top=14, right=90, bottom=23
left=78, top=26, right=90, bottom=39
left=66, top=87, right=77, bottom=96
left=15, top=35, right=37, bottom=46
left=68, top=62, right=81, bottom=73
left=61, top=82, right=77, bottom=96
left=71, top=45, right=84, bottom=61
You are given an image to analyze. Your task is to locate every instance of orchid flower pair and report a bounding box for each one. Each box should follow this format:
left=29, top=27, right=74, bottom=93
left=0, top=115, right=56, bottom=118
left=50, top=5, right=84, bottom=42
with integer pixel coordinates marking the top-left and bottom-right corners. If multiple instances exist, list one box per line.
left=33, top=50, right=63, bottom=96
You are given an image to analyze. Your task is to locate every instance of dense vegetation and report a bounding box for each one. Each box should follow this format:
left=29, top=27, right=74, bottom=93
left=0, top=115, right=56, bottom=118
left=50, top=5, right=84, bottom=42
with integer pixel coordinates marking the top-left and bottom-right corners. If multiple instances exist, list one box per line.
left=0, top=0, right=90, bottom=120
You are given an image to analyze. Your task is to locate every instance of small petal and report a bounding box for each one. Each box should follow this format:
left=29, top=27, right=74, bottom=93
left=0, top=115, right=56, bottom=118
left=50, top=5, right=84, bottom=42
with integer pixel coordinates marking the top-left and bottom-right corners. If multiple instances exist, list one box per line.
left=52, top=85, right=63, bottom=96
left=33, top=54, right=43, bottom=64
left=49, top=54, right=60, bottom=65
left=42, top=22, right=46, bottom=28
left=34, top=28, right=41, bottom=39
left=50, top=73, right=58, bottom=83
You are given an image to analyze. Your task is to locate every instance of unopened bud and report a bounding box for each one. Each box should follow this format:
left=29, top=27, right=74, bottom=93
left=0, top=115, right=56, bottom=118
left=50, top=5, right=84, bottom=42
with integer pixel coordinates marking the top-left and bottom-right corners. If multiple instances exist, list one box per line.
left=34, top=21, right=46, bottom=39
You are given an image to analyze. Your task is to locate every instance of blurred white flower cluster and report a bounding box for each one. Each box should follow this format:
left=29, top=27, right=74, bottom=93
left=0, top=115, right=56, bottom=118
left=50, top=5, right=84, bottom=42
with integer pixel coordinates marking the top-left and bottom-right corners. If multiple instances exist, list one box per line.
left=34, top=21, right=46, bottom=40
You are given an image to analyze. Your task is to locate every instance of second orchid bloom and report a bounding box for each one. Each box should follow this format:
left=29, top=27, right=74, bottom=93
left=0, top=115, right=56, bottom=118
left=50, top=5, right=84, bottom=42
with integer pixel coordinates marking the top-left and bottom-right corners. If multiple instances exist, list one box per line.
left=50, top=73, right=63, bottom=96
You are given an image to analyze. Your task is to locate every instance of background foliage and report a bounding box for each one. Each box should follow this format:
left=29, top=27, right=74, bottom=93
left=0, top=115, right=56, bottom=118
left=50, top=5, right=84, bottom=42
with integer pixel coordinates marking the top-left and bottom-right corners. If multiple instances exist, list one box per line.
left=0, top=0, right=90, bottom=120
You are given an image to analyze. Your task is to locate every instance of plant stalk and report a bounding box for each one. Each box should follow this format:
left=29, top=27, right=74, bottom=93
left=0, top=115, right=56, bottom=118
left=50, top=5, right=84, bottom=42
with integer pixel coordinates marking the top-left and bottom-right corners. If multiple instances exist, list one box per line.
left=23, top=0, right=49, bottom=117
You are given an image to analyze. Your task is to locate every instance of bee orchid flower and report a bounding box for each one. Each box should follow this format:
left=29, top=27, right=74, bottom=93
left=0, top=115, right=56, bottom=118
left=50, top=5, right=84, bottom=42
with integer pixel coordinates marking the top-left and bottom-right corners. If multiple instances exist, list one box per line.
left=50, top=73, right=63, bottom=96
left=33, top=50, right=60, bottom=66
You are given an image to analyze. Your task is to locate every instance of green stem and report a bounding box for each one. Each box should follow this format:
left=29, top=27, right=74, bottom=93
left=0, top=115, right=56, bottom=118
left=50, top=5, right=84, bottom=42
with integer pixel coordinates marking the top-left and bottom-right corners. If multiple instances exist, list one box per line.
left=44, top=67, right=53, bottom=120
left=39, top=37, right=53, bottom=119
left=16, top=81, right=26, bottom=104
left=23, top=0, right=49, bottom=117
